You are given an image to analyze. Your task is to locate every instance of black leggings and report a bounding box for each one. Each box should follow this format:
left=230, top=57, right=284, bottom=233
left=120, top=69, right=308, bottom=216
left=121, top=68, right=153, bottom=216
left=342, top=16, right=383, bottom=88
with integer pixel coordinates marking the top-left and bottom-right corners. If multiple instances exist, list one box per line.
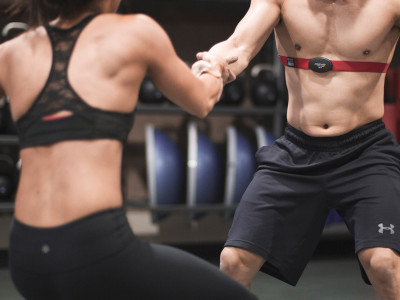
left=9, top=208, right=257, bottom=300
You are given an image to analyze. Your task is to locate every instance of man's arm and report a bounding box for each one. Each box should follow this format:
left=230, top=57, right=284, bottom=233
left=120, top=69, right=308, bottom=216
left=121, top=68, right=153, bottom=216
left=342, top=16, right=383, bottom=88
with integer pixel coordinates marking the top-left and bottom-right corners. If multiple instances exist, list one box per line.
left=203, top=0, right=282, bottom=77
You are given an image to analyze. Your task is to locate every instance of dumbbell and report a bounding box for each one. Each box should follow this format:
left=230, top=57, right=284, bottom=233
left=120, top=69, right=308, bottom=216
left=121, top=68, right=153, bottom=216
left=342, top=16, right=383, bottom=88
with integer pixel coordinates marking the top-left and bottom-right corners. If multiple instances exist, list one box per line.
left=0, top=154, right=15, bottom=201
left=0, top=97, right=17, bottom=134
left=139, top=77, right=165, bottom=104
left=0, top=175, right=12, bottom=201
left=4, top=98, right=16, bottom=134
left=0, top=97, right=7, bottom=133
left=250, top=64, right=278, bottom=106
left=219, top=74, right=246, bottom=106
left=1, top=22, right=28, bottom=42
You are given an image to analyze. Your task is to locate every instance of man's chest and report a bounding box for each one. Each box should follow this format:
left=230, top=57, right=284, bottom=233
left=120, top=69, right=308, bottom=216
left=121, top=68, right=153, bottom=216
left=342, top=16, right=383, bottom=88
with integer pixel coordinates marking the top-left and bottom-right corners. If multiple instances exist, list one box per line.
left=276, top=0, right=397, bottom=57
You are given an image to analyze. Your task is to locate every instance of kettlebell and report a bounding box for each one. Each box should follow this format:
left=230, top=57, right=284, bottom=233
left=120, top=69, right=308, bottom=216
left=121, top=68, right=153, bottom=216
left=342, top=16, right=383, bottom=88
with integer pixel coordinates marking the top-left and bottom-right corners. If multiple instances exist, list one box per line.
left=250, top=64, right=278, bottom=106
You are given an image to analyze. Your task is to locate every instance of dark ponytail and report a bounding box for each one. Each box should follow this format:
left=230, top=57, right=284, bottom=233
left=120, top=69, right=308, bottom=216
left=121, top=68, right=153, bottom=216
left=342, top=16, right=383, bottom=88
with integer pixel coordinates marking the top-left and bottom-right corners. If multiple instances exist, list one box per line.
left=10, top=0, right=99, bottom=27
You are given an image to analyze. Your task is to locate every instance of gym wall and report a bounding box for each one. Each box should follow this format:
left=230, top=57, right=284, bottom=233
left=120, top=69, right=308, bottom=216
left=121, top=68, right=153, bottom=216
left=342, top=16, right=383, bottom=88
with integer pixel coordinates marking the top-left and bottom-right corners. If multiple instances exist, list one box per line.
left=0, top=0, right=399, bottom=248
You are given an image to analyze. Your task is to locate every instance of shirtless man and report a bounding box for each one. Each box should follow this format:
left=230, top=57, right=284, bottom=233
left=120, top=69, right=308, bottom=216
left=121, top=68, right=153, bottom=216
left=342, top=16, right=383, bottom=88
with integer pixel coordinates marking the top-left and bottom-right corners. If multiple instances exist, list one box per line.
left=196, top=0, right=400, bottom=298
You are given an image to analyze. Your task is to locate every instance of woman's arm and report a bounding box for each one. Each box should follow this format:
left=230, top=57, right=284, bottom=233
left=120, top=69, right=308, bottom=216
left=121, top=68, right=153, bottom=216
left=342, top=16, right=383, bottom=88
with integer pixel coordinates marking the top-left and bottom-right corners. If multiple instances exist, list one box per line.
left=134, top=14, right=230, bottom=118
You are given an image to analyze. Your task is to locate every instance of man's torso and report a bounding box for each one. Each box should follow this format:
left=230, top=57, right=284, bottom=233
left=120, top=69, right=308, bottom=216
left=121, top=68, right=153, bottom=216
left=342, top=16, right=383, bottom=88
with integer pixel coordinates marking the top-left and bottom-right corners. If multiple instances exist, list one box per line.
left=275, top=0, right=400, bottom=136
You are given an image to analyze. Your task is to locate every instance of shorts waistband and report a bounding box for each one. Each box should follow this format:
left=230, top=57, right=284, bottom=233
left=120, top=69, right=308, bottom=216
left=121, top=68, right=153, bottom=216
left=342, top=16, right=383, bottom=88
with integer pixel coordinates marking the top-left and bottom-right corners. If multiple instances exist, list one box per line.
left=284, top=119, right=386, bottom=151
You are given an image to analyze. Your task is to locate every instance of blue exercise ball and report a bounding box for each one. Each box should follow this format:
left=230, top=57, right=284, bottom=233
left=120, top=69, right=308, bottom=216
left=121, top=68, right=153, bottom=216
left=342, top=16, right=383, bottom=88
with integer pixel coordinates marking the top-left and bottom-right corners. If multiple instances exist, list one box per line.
left=145, top=124, right=185, bottom=222
left=325, top=209, right=343, bottom=226
left=255, top=126, right=276, bottom=149
left=224, top=126, right=257, bottom=208
left=187, top=122, right=223, bottom=219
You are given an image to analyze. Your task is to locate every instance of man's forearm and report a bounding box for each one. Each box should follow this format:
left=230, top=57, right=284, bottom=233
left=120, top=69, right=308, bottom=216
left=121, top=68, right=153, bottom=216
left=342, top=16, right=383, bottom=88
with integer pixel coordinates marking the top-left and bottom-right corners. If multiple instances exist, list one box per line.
left=208, top=39, right=251, bottom=77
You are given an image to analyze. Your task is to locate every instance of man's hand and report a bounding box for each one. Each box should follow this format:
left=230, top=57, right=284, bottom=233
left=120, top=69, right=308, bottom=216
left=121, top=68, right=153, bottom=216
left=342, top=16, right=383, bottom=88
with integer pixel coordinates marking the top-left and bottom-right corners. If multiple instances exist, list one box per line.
left=192, top=52, right=238, bottom=84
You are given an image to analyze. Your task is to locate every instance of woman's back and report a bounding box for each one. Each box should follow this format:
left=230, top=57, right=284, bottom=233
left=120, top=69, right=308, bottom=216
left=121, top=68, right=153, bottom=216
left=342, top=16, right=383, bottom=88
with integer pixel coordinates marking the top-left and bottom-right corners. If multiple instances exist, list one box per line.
left=2, top=3, right=260, bottom=299
left=1, top=11, right=228, bottom=227
left=2, top=14, right=153, bottom=227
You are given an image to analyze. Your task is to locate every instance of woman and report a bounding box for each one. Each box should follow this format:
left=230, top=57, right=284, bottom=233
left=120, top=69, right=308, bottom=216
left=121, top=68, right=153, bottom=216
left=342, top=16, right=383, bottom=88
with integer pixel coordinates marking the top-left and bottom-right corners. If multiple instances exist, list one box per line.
left=0, top=0, right=257, bottom=299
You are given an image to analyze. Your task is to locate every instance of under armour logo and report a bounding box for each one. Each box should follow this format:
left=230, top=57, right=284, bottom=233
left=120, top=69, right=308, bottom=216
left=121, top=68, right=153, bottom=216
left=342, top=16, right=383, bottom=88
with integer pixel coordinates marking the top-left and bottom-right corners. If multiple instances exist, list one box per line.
left=41, top=244, right=51, bottom=254
left=378, top=223, right=395, bottom=235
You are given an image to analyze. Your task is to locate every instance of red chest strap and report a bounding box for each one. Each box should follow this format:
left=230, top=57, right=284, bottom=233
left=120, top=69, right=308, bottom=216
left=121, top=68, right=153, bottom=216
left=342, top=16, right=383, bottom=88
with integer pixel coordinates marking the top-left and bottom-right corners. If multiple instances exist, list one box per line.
left=279, top=56, right=390, bottom=73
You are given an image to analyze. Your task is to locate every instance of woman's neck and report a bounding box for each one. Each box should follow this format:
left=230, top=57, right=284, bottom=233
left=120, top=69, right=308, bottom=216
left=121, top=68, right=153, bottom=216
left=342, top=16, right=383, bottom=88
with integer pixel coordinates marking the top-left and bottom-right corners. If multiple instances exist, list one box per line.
left=50, top=11, right=100, bottom=29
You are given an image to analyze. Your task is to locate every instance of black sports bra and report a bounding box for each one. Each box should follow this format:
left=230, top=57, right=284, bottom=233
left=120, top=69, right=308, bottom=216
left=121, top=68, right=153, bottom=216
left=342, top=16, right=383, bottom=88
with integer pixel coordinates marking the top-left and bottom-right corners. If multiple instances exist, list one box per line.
left=15, top=15, right=135, bottom=149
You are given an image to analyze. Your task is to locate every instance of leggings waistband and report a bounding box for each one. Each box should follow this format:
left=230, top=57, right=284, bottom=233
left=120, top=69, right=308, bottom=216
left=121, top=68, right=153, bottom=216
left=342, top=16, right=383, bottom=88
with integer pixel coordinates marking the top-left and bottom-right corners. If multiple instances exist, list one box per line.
left=284, top=119, right=386, bottom=152
left=9, top=207, right=135, bottom=273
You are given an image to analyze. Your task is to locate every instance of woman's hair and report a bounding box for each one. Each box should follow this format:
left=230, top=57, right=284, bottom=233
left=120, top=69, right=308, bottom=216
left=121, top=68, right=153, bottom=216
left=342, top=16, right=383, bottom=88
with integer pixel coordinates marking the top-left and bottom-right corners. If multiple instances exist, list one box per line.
left=10, top=0, right=101, bottom=27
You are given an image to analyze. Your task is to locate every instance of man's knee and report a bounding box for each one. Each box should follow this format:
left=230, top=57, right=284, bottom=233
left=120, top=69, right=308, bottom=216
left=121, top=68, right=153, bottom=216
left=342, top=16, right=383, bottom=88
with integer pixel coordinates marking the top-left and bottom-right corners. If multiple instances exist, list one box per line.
left=220, top=246, right=266, bottom=289
left=220, top=247, right=242, bottom=273
left=359, top=248, right=400, bottom=282
left=220, top=246, right=265, bottom=274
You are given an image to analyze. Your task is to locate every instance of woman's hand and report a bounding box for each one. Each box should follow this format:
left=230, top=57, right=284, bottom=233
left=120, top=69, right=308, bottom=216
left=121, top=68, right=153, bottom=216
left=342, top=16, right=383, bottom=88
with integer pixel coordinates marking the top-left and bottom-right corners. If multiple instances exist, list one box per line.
left=192, top=52, right=238, bottom=84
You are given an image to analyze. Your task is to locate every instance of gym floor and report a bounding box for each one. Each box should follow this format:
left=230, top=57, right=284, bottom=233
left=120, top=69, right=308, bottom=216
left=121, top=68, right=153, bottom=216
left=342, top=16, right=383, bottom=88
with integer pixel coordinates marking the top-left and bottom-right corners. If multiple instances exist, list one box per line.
left=0, top=234, right=379, bottom=300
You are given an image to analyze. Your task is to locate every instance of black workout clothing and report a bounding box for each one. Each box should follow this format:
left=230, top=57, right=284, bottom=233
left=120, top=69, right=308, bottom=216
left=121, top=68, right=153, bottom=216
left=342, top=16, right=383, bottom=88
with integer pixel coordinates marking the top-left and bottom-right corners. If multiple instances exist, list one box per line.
left=15, top=15, right=135, bottom=149
left=9, top=208, right=258, bottom=300
left=225, top=119, right=400, bottom=286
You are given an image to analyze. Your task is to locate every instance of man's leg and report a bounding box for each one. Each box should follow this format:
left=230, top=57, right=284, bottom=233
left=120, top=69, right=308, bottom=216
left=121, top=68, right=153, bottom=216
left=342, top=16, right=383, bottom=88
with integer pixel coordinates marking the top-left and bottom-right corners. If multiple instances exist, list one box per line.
left=358, top=247, right=400, bottom=300
left=220, top=246, right=266, bottom=290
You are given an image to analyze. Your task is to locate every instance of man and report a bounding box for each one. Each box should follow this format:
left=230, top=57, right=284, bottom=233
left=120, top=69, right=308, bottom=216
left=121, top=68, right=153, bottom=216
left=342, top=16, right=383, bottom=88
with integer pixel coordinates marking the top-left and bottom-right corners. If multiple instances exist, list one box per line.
left=196, top=0, right=400, bottom=298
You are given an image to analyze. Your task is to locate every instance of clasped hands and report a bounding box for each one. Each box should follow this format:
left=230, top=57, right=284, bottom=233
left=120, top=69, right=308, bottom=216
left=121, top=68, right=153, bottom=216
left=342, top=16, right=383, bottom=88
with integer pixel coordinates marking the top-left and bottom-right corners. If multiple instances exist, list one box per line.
left=192, top=52, right=238, bottom=85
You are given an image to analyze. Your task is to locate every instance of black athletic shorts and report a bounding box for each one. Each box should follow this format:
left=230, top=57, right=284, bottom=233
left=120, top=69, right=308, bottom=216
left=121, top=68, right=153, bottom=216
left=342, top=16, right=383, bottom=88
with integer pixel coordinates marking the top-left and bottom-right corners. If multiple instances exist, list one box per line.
left=225, top=119, right=400, bottom=286
left=9, top=207, right=258, bottom=300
